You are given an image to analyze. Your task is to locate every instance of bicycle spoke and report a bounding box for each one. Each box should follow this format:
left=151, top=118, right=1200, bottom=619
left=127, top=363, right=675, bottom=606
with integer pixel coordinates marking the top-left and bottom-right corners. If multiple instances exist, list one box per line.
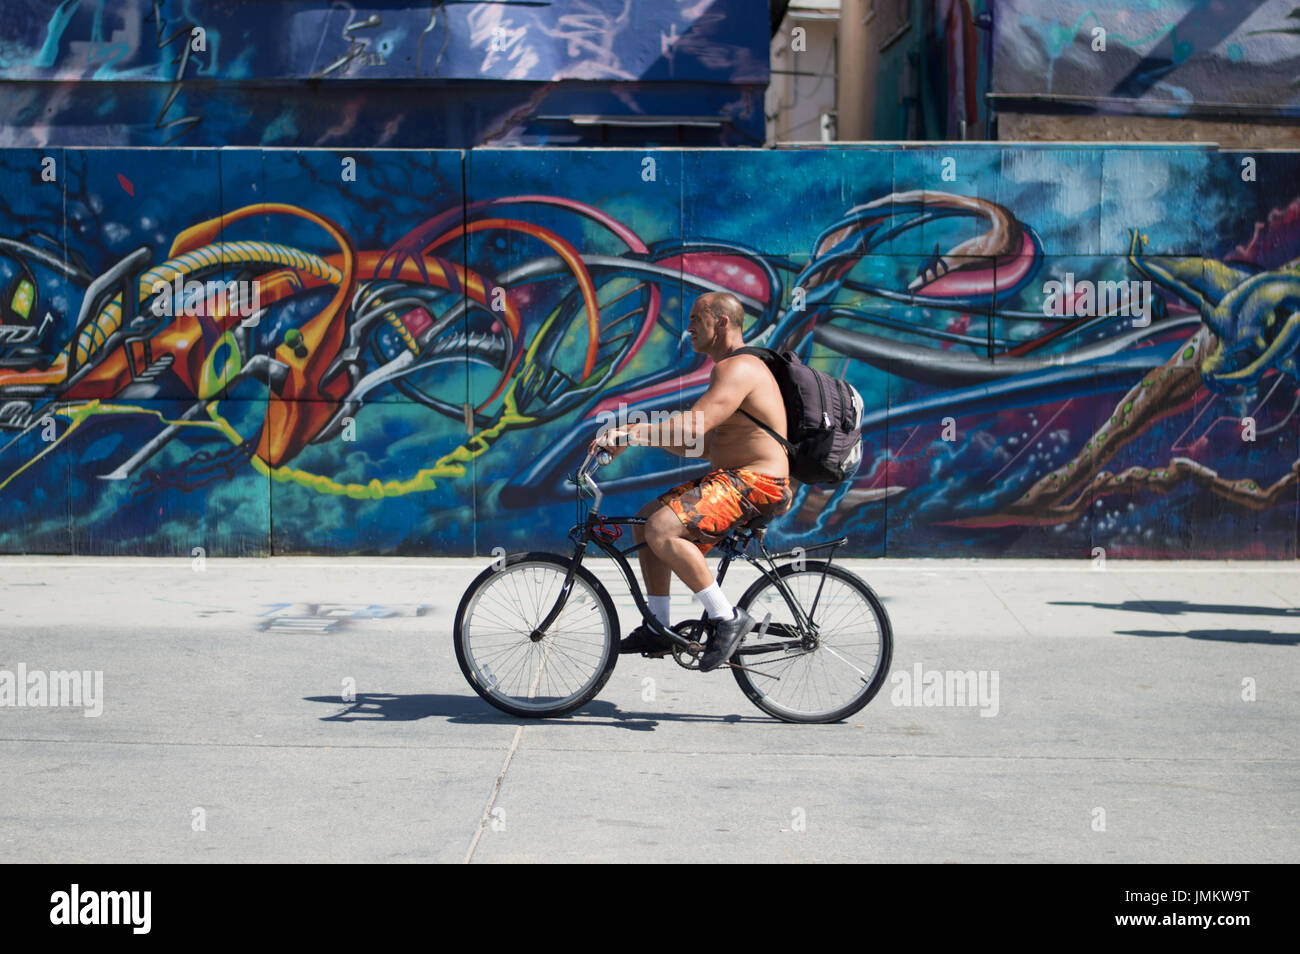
left=820, top=644, right=871, bottom=681
left=736, top=568, right=891, bottom=722
left=458, top=558, right=615, bottom=714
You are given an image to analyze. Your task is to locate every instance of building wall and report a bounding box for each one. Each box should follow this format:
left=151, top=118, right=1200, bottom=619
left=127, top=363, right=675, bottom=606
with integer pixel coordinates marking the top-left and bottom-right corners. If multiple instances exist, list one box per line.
left=768, top=13, right=839, bottom=143
left=991, top=0, right=1300, bottom=121
left=991, top=0, right=1300, bottom=144
left=999, top=113, right=1300, bottom=149
left=847, top=1, right=1300, bottom=144
left=842, top=0, right=992, bottom=141
left=1, top=145, right=1296, bottom=558
left=0, top=0, right=769, bottom=147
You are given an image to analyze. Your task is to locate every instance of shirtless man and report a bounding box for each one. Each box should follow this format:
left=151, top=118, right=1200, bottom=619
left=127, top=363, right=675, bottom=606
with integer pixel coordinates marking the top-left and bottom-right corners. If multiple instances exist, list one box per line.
left=590, top=291, right=792, bottom=671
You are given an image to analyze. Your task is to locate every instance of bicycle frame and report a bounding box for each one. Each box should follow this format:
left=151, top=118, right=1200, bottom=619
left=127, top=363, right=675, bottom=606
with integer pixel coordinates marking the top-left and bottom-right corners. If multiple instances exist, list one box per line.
left=530, top=452, right=849, bottom=660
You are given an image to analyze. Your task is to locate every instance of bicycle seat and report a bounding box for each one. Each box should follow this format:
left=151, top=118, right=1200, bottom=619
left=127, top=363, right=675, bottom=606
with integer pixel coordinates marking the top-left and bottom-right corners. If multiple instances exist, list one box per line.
left=730, top=513, right=775, bottom=538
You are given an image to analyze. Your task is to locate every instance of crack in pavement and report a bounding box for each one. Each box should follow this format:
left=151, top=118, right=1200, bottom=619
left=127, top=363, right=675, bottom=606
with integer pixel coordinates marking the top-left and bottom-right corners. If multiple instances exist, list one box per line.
left=465, top=723, right=525, bottom=863
left=976, top=570, right=1035, bottom=638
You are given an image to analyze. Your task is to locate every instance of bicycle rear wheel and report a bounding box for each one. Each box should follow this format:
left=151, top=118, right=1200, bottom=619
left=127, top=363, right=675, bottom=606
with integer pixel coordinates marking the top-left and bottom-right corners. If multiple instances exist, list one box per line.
left=454, top=552, right=619, bottom=718
left=733, top=562, right=892, bottom=723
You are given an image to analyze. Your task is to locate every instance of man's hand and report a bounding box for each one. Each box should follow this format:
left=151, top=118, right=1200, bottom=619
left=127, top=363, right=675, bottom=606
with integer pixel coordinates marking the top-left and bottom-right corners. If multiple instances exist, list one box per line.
left=589, top=425, right=632, bottom=461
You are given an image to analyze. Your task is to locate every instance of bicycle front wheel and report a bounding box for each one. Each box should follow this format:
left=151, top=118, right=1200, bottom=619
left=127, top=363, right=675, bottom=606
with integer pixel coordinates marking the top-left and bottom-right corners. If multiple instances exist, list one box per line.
left=733, top=562, right=893, bottom=723
left=454, top=552, right=619, bottom=718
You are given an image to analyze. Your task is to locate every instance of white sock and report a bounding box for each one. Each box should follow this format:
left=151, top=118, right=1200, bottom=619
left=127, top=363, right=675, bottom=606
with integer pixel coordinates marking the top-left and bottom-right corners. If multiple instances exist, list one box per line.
left=693, top=582, right=734, bottom=620
left=648, top=594, right=672, bottom=626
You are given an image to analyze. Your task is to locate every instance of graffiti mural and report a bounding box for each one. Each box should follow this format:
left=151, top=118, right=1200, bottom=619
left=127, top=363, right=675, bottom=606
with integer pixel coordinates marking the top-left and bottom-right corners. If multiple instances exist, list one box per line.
left=0, top=146, right=1296, bottom=557
left=992, top=0, right=1300, bottom=119
left=0, top=0, right=767, bottom=147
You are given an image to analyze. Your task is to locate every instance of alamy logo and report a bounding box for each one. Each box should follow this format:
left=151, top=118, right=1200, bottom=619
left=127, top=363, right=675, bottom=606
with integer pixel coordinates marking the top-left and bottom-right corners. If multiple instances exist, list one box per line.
left=50, top=884, right=151, bottom=934
left=889, top=663, right=1000, bottom=717
left=150, top=276, right=261, bottom=318
left=0, top=664, right=103, bottom=717
left=593, top=405, right=705, bottom=457
left=1042, top=273, right=1152, bottom=326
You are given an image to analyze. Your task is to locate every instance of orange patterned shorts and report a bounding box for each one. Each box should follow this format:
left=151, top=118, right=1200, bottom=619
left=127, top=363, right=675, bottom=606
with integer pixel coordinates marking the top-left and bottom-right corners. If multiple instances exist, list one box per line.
left=658, top=469, right=793, bottom=550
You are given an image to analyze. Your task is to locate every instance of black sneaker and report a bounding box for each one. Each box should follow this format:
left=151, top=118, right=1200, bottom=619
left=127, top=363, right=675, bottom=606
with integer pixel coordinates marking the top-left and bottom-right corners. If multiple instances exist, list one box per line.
left=618, top=623, right=675, bottom=657
left=699, top=608, right=755, bottom=671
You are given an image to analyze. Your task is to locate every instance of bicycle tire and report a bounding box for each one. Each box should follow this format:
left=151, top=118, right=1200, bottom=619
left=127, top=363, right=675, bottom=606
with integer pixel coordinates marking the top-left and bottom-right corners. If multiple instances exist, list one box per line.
left=454, top=551, right=619, bottom=718
left=733, top=561, right=893, bottom=723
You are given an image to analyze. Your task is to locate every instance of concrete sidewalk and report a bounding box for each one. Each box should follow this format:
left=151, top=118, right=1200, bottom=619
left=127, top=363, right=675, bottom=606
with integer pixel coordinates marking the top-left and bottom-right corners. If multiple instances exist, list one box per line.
left=1, top=556, right=1296, bottom=863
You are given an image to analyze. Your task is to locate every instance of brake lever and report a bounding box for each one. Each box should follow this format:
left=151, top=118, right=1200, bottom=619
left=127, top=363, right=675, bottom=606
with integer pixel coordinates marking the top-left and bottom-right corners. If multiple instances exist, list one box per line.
left=569, top=449, right=610, bottom=498
left=575, top=449, right=610, bottom=513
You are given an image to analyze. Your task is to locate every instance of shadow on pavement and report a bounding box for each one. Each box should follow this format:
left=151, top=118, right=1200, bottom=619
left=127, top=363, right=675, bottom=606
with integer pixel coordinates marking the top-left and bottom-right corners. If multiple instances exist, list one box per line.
left=1050, top=600, right=1300, bottom=643
left=304, top=693, right=768, bottom=728
left=1116, top=629, right=1300, bottom=645
left=1051, top=600, right=1300, bottom=618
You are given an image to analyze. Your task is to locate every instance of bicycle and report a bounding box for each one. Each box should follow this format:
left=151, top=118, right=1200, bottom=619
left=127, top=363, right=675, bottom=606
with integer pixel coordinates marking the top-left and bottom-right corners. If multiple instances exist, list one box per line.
left=453, top=450, right=894, bottom=723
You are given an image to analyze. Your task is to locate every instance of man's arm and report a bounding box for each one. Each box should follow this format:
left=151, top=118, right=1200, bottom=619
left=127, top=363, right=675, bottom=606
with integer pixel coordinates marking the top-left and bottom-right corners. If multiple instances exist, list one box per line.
left=592, top=357, right=754, bottom=458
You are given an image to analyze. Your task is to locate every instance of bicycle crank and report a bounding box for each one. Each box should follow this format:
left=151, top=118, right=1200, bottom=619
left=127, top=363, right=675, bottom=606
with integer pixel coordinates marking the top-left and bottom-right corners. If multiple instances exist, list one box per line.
left=668, top=619, right=780, bottom=679
left=670, top=620, right=707, bottom=670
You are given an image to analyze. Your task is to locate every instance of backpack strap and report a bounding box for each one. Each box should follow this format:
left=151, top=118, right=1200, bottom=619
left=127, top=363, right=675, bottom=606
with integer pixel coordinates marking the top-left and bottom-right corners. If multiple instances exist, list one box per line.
left=726, top=348, right=797, bottom=455
left=738, top=408, right=797, bottom=456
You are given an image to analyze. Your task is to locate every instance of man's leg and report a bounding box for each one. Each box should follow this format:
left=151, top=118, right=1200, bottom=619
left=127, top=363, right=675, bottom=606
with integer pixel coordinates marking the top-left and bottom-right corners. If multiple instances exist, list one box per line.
left=644, top=504, right=743, bottom=627
left=633, top=500, right=674, bottom=628
left=648, top=475, right=758, bottom=671
left=619, top=499, right=714, bottom=653
left=642, top=505, right=714, bottom=593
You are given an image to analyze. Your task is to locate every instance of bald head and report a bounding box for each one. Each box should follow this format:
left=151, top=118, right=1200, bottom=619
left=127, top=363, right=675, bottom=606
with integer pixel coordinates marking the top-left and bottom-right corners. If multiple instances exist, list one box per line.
left=695, top=291, right=745, bottom=330
left=687, top=291, right=747, bottom=359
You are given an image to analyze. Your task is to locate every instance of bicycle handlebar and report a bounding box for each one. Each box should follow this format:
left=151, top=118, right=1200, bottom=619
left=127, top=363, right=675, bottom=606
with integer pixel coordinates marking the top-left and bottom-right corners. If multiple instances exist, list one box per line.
left=574, top=448, right=613, bottom=514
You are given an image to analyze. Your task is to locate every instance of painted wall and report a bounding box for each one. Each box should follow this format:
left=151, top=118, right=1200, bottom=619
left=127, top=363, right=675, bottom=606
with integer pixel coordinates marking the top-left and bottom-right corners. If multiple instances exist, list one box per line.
left=991, top=0, right=1300, bottom=120
left=0, top=145, right=1297, bottom=558
left=0, top=0, right=768, bottom=146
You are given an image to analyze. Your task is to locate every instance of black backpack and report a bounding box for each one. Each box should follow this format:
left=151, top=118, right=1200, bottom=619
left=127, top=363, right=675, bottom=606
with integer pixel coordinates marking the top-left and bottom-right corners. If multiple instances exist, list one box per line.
left=731, top=346, right=865, bottom=485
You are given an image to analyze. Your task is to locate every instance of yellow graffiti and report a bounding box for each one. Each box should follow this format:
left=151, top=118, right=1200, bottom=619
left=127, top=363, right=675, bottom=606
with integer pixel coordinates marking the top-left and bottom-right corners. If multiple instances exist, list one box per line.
left=202, top=385, right=537, bottom=498
left=384, top=309, right=421, bottom=355
left=0, top=394, right=538, bottom=499
left=0, top=400, right=227, bottom=492
left=198, top=331, right=242, bottom=398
